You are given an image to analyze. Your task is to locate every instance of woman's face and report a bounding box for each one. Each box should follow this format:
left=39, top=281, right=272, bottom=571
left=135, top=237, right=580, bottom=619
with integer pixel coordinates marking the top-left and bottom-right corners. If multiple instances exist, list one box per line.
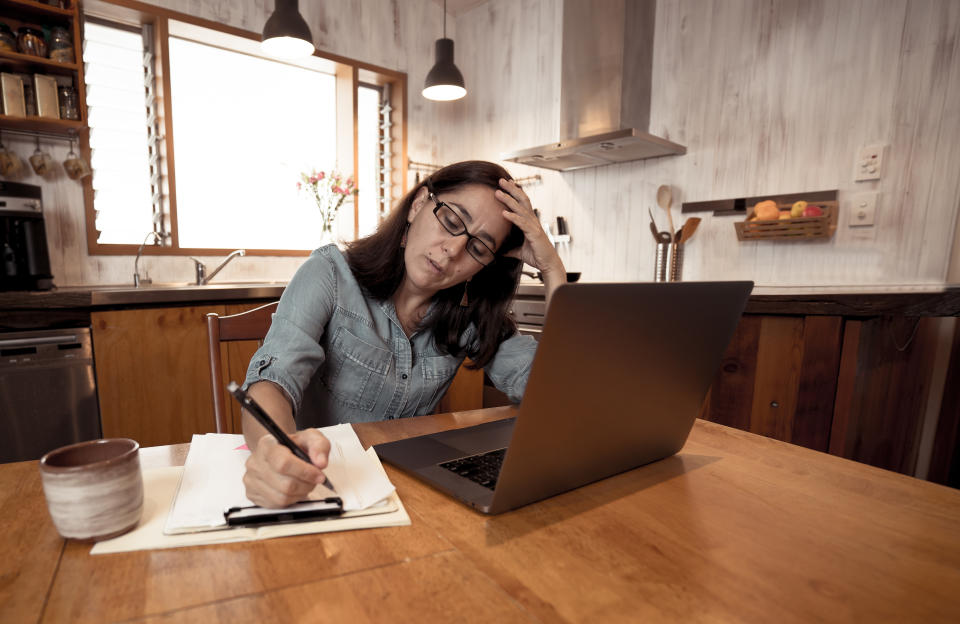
left=402, top=183, right=513, bottom=294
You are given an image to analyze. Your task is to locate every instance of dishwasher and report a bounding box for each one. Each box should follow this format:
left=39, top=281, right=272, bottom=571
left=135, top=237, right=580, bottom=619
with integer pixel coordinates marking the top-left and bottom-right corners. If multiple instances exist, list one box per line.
left=0, top=328, right=101, bottom=463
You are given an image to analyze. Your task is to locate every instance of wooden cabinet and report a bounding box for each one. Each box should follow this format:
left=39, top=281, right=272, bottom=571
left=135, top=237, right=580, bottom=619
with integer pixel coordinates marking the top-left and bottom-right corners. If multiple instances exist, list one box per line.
left=700, top=314, right=942, bottom=476
left=92, top=303, right=264, bottom=447
left=0, top=0, right=86, bottom=134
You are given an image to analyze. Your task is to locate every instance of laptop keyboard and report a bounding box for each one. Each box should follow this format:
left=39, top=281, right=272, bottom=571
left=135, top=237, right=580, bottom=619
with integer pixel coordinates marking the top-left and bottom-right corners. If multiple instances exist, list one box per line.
left=438, top=448, right=506, bottom=490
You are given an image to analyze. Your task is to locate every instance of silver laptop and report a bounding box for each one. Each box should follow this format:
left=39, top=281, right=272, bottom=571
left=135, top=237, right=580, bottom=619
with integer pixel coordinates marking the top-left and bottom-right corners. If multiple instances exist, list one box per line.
left=375, top=281, right=753, bottom=514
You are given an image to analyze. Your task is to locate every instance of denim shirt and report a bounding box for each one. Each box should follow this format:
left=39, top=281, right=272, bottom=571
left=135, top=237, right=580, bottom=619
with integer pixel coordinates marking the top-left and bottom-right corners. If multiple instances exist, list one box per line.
left=243, top=245, right=538, bottom=428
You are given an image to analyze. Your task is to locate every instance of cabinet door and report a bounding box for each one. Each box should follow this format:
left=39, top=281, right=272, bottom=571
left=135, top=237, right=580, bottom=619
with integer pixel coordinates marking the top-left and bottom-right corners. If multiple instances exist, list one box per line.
left=92, top=305, right=225, bottom=446
left=700, top=315, right=843, bottom=452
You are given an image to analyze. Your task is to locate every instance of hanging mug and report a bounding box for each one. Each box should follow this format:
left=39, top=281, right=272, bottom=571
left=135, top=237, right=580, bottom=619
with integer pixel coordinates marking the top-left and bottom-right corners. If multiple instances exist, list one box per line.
left=63, top=147, right=91, bottom=180
left=0, top=146, right=23, bottom=177
left=29, top=146, right=54, bottom=176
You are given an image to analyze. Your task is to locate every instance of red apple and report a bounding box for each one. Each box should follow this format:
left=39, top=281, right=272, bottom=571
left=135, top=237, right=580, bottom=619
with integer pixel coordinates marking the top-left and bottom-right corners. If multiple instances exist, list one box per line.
left=802, top=205, right=824, bottom=218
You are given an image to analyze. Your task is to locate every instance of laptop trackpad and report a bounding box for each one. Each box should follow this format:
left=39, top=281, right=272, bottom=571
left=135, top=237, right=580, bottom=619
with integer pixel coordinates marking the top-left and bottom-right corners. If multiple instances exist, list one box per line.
left=375, top=418, right=516, bottom=469
left=430, top=418, right=516, bottom=456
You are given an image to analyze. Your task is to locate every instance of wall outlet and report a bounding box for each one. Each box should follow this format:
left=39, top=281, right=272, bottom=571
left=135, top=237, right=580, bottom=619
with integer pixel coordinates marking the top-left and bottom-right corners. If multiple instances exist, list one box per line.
left=849, top=192, right=879, bottom=227
left=854, top=143, right=885, bottom=182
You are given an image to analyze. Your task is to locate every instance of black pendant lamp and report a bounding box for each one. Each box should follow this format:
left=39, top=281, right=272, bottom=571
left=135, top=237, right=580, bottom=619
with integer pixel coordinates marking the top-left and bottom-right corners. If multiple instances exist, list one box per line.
left=261, top=0, right=315, bottom=59
left=422, top=0, right=466, bottom=101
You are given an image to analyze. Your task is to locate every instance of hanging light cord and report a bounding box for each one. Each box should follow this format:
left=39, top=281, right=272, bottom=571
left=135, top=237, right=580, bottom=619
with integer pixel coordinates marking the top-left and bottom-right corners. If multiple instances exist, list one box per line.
left=443, top=0, right=447, bottom=38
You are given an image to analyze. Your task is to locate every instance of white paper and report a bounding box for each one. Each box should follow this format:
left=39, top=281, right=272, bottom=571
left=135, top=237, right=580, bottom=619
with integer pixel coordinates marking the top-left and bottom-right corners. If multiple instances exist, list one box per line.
left=91, top=466, right=409, bottom=555
left=163, top=424, right=397, bottom=535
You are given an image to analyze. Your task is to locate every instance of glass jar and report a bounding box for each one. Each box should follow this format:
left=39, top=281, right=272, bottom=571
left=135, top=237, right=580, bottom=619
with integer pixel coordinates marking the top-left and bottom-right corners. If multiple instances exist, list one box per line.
left=17, top=26, right=47, bottom=58
left=48, top=26, right=73, bottom=63
left=0, top=23, right=16, bottom=53
left=57, top=85, right=78, bottom=120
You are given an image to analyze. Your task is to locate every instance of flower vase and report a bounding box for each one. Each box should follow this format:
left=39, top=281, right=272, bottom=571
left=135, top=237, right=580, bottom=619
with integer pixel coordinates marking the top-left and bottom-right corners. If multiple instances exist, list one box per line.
left=319, top=226, right=336, bottom=248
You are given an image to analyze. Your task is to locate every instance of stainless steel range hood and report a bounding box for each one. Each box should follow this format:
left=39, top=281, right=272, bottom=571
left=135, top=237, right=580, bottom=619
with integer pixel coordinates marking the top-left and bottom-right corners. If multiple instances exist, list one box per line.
left=503, top=0, right=685, bottom=172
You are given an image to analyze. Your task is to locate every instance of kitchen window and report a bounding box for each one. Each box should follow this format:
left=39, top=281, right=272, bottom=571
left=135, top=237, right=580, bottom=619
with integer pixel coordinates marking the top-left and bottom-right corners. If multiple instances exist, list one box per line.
left=80, top=2, right=406, bottom=256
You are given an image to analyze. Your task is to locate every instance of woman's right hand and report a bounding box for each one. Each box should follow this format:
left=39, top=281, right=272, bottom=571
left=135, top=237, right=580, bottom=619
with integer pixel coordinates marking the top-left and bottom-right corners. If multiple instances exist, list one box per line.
left=242, top=429, right=332, bottom=508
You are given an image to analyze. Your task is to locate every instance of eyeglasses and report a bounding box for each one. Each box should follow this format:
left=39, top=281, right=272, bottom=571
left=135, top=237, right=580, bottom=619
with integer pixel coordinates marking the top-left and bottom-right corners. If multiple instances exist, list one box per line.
left=429, top=192, right=496, bottom=266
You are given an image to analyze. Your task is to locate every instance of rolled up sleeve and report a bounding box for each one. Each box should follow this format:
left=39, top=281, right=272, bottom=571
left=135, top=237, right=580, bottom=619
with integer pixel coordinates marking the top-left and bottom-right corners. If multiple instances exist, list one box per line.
left=243, top=249, right=337, bottom=414
left=484, top=331, right=538, bottom=403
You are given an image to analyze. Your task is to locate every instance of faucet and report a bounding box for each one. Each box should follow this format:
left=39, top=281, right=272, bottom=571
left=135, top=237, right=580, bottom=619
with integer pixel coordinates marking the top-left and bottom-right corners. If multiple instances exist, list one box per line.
left=190, top=250, right=246, bottom=285
left=133, top=231, right=162, bottom=287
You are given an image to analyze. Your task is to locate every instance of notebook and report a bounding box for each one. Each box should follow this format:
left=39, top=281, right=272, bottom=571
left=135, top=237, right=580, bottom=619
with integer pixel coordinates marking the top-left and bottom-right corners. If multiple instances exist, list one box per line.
left=375, top=281, right=754, bottom=514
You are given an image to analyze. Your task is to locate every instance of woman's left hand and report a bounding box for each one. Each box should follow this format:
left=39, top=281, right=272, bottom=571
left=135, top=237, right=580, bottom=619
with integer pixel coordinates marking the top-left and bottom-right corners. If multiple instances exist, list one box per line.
left=496, top=178, right=565, bottom=276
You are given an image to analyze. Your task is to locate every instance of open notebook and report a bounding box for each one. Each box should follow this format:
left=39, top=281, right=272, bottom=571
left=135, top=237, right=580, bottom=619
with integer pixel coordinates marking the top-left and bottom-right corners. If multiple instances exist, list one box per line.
left=91, top=424, right=408, bottom=555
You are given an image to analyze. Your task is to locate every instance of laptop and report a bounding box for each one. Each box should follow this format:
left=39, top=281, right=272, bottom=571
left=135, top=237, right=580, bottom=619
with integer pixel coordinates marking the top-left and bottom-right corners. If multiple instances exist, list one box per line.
left=375, top=281, right=754, bottom=514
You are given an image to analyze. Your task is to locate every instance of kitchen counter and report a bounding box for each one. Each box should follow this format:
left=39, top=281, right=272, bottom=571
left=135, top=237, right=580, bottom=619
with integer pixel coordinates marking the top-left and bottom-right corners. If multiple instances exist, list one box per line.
left=516, top=281, right=960, bottom=316
left=2, top=281, right=959, bottom=317
left=0, top=282, right=288, bottom=309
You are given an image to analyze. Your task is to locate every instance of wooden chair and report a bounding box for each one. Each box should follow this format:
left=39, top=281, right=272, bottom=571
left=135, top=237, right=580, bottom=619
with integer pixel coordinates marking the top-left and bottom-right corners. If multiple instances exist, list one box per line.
left=205, top=301, right=279, bottom=433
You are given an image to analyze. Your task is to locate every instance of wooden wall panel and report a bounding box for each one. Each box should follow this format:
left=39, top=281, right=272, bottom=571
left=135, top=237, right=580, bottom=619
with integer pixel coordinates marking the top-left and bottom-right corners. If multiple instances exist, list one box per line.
left=701, top=315, right=761, bottom=432
left=928, top=320, right=960, bottom=487
left=749, top=317, right=805, bottom=442
left=93, top=305, right=225, bottom=446
left=829, top=317, right=939, bottom=474
left=791, top=316, right=844, bottom=452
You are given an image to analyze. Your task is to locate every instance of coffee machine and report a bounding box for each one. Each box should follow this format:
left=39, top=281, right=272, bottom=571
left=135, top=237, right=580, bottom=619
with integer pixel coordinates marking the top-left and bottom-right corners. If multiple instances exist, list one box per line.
left=0, top=181, right=53, bottom=291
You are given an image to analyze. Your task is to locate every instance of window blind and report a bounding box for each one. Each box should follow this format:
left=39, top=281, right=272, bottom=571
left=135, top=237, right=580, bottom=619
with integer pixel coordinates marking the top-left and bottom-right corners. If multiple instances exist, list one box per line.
left=83, top=21, right=155, bottom=245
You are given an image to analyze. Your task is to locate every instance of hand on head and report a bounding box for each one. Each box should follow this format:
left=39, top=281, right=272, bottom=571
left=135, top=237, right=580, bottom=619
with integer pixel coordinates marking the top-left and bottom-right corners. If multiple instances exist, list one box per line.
left=495, top=178, right=564, bottom=276
left=243, top=429, right=332, bottom=508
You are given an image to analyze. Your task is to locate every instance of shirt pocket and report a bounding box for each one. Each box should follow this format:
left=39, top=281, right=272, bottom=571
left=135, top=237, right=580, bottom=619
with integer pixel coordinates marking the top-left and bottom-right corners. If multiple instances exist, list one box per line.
left=419, top=355, right=461, bottom=412
left=321, top=327, right=393, bottom=412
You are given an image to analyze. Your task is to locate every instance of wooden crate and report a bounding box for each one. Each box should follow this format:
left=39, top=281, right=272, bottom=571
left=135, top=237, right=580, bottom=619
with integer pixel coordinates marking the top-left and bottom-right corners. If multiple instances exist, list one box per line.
left=735, top=202, right=838, bottom=241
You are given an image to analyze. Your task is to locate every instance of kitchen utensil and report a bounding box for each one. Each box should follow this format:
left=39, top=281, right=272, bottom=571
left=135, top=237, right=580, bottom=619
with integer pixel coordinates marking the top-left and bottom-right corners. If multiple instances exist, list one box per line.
left=654, top=242, right=668, bottom=282
left=649, top=221, right=660, bottom=242
left=668, top=241, right=683, bottom=282
left=680, top=217, right=701, bottom=243
left=657, top=185, right=676, bottom=240
left=657, top=231, right=672, bottom=244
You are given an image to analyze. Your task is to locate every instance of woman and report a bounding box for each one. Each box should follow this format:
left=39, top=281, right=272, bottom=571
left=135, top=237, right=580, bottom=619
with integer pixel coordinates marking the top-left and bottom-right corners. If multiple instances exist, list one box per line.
left=242, top=160, right=566, bottom=507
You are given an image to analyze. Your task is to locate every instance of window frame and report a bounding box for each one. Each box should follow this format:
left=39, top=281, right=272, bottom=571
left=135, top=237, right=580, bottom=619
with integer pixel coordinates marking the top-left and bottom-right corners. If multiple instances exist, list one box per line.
left=81, top=0, right=408, bottom=258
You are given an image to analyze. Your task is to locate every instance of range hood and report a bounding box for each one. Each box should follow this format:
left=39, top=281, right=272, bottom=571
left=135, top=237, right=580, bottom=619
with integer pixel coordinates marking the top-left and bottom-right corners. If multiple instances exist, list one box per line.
left=503, top=0, right=685, bottom=172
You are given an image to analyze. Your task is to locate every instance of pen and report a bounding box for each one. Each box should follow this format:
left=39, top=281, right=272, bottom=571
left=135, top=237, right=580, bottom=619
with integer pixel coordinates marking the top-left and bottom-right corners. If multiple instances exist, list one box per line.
left=227, top=381, right=338, bottom=494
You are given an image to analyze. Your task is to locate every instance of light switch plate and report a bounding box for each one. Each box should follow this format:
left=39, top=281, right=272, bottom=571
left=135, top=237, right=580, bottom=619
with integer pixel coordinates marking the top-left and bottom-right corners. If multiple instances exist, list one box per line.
left=854, top=144, right=885, bottom=182
left=849, top=192, right=878, bottom=227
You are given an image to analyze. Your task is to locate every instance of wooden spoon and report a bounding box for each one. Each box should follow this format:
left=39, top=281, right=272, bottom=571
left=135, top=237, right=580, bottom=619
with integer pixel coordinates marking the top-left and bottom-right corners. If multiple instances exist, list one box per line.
left=656, top=185, right=676, bottom=240
left=680, top=217, right=701, bottom=244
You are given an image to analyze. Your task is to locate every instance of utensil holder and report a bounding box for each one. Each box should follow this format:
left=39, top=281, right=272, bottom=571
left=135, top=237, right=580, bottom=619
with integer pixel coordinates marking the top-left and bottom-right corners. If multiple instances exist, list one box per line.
left=668, top=242, right=683, bottom=282
left=654, top=241, right=668, bottom=282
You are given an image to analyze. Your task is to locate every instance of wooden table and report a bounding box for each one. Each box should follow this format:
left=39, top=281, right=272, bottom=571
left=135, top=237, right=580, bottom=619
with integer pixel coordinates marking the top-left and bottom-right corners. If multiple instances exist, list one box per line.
left=3, top=407, right=959, bottom=623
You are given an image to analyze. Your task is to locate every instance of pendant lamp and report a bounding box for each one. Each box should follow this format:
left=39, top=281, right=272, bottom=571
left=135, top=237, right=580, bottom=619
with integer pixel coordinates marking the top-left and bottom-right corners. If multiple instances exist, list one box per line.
left=261, top=0, right=315, bottom=59
left=422, top=0, right=466, bottom=101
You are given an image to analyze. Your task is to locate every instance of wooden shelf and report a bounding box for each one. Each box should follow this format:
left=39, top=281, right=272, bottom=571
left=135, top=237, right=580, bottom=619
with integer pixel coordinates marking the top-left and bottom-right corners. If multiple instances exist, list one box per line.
left=0, top=0, right=73, bottom=21
left=0, top=48, right=78, bottom=75
left=0, top=0, right=83, bottom=138
left=0, top=112, right=83, bottom=133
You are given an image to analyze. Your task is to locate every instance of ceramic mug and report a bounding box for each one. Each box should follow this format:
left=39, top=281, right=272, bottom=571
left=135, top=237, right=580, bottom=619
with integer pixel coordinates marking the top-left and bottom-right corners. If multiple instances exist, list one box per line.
left=63, top=151, right=91, bottom=180
left=0, top=148, right=23, bottom=177
left=29, top=148, right=54, bottom=176
left=39, top=438, right=144, bottom=541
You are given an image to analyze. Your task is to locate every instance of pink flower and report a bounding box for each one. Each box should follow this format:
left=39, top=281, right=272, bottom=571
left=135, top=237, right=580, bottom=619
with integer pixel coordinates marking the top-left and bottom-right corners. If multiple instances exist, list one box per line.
left=318, top=171, right=325, bottom=180
left=296, top=181, right=301, bottom=190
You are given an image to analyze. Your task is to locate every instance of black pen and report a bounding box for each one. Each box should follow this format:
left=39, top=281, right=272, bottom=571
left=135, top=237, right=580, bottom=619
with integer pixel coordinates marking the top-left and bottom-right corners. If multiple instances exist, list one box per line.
left=227, top=381, right=338, bottom=494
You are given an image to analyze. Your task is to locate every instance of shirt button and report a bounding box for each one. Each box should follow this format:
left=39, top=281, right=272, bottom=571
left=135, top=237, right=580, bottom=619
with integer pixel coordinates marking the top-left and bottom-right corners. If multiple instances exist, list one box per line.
left=401, top=373, right=408, bottom=380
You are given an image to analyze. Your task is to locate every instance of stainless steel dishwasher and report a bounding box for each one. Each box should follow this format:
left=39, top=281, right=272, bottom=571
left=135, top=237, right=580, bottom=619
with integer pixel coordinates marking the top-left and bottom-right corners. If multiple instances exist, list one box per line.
left=0, top=328, right=101, bottom=463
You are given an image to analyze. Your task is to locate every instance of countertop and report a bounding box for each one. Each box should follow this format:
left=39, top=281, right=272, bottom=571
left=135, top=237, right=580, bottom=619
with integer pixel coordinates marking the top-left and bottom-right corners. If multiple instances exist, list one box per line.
left=2, top=280, right=959, bottom=317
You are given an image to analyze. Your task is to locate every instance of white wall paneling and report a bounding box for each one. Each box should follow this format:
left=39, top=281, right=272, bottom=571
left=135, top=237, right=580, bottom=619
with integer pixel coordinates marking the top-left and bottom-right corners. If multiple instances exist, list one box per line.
left=440, top=0, right=960, bottom=286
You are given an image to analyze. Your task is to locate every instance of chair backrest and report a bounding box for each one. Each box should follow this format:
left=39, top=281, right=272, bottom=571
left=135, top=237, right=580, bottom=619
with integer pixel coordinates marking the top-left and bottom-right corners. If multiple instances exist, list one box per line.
left=205, top=301, right=279, bottom=433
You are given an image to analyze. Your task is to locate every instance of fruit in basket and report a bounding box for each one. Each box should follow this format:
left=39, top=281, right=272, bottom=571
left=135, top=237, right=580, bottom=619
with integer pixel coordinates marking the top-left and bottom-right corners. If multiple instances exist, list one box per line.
left=791, top=200, right=807, bottom=217
left=754, top=200, right=779, bottom=220
left=803, top=205, right=824, bottom=218
left=779, top=211, right=791, bottom=219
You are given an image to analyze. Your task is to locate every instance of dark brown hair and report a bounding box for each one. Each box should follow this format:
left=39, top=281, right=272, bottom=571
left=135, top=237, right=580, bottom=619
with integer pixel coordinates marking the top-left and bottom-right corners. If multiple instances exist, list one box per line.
left=344, top=160, right=525, bottom=368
